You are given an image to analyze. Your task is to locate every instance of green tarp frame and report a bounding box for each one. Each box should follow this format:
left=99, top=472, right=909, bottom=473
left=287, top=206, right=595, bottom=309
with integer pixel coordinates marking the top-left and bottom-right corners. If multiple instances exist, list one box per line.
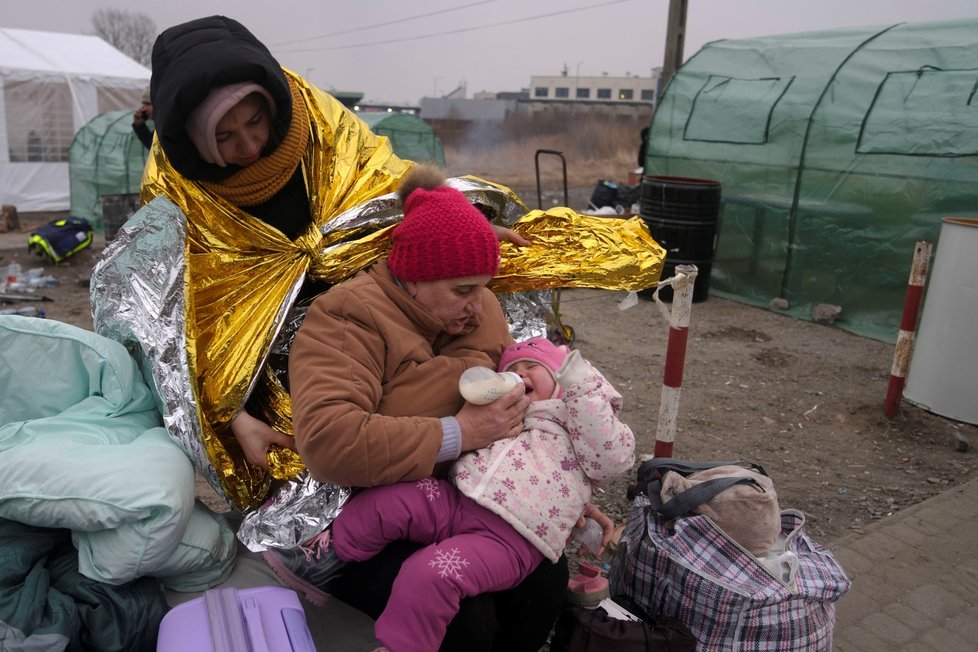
left=644, top=18, right=978, bottom=343
left=69, top=109, right=148, bottom=232
left=359, top=112, right=446, bottom=166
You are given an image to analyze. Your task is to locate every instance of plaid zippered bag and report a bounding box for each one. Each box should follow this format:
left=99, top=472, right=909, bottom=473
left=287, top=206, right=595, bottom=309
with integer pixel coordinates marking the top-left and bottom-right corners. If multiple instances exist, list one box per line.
left=610, top=496, right=851, bottom=651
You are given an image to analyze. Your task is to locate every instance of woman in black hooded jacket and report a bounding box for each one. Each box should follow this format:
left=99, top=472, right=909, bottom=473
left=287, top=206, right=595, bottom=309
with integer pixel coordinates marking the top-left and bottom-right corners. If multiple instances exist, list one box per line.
left=150, top=15, right=315, bottom=467
left=151, top=15, right=313, bottom=240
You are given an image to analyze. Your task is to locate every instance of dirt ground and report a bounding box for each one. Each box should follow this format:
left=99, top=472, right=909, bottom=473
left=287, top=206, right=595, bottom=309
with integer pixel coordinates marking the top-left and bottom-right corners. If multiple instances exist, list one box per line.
left=3, top=203, right=975, bottom=548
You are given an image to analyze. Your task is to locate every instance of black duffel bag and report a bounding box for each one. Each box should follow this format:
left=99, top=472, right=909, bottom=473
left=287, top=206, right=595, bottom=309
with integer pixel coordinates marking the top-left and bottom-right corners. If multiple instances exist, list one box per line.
left=550, top=595, right=696, bottom=652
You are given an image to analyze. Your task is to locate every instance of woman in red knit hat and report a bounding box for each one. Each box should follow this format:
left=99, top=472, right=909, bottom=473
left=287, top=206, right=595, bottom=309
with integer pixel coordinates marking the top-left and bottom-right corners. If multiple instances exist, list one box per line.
left=270, top=164, right=573, bottom=651
left=116, top=14, right=544, bottom=649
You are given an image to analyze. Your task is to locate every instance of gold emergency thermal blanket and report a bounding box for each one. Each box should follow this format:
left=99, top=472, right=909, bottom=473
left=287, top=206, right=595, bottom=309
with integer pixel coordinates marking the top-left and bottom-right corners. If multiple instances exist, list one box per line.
left=91, top=71, right=664, bottom=550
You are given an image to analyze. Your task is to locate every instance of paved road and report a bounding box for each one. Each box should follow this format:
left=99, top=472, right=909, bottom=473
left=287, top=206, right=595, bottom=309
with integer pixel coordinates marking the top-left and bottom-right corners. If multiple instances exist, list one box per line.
left=831, top=478, right=978, bottom=651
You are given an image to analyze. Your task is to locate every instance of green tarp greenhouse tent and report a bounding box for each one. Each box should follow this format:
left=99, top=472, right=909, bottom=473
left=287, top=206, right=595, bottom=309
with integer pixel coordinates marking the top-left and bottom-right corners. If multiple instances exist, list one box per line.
left=69, top=109, right=148, bottom=232
left=359, top=112, right=445, bottom=166
left=644, top=18, right=978, bottom=342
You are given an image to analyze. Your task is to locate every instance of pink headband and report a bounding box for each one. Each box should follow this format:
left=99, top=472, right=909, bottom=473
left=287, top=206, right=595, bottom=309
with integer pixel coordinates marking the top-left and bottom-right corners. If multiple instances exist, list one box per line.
left=186, top=82, right=275, bottom=167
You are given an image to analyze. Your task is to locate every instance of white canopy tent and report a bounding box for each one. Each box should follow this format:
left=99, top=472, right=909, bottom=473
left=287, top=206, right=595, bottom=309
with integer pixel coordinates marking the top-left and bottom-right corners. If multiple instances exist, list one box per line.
left=0, top=27, right=150, bottom=212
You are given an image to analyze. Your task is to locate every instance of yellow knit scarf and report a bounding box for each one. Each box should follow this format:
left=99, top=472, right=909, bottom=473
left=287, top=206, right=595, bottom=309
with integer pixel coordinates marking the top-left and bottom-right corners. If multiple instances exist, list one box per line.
left=199, top=76, right=310, bottom=207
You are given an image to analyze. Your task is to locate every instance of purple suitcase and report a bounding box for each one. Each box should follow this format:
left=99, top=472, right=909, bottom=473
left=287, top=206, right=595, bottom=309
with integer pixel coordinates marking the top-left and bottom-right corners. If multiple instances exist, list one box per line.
left=157, top=586, right=315, bottom=652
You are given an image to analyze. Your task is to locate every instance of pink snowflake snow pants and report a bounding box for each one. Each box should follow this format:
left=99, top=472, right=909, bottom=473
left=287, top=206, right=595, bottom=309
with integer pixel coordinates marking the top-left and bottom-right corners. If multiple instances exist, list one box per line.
left=332, top=477, right=545, bottom=652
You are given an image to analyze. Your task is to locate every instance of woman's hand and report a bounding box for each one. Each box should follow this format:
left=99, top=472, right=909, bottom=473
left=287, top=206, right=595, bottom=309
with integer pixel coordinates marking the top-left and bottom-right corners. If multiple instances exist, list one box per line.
left=455, top=385, right=529, bottom=452
left=230, top=410, right=297, bottom=469
left=576, top=503, right=616, bottom=558
left=491, top=223, right=532, bottom=247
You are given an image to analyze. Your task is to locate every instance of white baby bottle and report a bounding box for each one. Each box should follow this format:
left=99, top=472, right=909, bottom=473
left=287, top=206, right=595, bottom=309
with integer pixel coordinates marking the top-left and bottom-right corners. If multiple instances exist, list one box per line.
left=459, top=366, right=524, bottom=405
left=571, top=517, right=605, bottom=556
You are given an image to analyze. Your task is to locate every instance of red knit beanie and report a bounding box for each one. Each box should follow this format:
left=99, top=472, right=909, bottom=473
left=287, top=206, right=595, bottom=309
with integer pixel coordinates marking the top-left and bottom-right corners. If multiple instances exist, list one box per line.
left=388, top=184, right=500, bottom=282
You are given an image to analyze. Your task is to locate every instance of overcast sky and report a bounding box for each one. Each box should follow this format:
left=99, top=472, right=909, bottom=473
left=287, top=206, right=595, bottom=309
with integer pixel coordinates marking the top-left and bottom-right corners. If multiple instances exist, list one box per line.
left=4, top=0, right=977, bottom=104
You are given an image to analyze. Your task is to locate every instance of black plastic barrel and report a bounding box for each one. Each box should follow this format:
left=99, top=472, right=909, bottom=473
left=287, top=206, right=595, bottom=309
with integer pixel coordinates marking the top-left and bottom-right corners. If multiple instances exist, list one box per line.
left=638, top=175, right=721, bottom=303
left=101, top=193, right=141, bottom=242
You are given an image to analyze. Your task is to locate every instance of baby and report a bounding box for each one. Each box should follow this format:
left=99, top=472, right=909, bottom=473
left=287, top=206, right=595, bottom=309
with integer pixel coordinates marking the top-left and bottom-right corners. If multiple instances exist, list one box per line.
left=331, top=337, right=635, bottom=652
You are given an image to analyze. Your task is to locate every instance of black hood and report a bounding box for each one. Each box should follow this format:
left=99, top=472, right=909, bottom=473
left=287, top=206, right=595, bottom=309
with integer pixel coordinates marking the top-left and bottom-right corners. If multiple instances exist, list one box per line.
left=150, top=15, right=293, bottom=181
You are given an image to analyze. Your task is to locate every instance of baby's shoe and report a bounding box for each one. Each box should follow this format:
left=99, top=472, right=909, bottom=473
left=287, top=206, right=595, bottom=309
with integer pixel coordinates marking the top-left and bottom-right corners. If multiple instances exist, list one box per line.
left=565, top=560, right=609, bottom=608
left=262, top=528, right=345, bottom=606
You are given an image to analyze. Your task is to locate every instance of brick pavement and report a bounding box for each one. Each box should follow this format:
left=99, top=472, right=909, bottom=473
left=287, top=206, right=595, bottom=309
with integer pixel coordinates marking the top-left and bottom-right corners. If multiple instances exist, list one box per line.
left=831, top=479, right=978, bottom=651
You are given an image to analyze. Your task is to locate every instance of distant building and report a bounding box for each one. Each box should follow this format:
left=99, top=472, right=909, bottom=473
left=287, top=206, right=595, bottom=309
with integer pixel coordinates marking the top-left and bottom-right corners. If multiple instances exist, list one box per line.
left=420, top=97, right=516, bottom=122
left=354, top=104, right=420, bottom=116
left=416, top=71, right=658, bottom=125
left=497, top=90, right=530, bottom=101
left=319, top=89, right=419, bottom=115
left=529, top=71, right=659, bottom=106
left=442, top=83, right=468, bottom=100
left=330, top=91, right=363, bottom=110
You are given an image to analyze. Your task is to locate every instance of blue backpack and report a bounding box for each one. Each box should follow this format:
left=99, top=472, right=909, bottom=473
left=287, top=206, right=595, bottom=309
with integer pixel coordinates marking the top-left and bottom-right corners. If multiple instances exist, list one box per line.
left=28, top=217, right=94, bottom=263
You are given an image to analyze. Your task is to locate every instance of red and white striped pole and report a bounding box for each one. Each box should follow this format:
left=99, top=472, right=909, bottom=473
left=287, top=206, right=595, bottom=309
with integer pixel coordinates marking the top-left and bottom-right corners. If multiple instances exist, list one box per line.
left=654, top=264, right=698, bottom=458
left=884, top=241, right=932, bottom=418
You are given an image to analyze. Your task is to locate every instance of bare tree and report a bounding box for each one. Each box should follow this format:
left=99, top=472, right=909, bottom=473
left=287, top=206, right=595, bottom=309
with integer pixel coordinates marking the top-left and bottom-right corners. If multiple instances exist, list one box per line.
left=91, top=9, right=156, bottom=66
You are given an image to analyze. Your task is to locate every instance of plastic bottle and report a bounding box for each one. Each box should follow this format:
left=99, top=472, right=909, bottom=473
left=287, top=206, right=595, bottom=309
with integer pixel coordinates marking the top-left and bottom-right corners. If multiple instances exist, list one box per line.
left=25, top=273, right=59, bottom=289
left=6, top=256, right=21, bottom=285
left=458, top=366, right=524, bottom=405
left=571, top=517, right=605, bottom=556
left=0, top=305, right=45, bottom=318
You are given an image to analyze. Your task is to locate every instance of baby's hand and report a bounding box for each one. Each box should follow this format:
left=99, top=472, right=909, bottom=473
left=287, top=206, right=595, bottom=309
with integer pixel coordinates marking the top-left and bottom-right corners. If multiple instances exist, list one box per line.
left=555, top=349, right=588, bottom=388
left=576, top=503, right=615, bottom=558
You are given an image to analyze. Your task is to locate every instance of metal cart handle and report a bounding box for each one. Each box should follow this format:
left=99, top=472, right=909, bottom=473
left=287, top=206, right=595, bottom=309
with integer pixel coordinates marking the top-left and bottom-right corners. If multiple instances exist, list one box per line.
left=534, top=149, right=568, bottom=210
